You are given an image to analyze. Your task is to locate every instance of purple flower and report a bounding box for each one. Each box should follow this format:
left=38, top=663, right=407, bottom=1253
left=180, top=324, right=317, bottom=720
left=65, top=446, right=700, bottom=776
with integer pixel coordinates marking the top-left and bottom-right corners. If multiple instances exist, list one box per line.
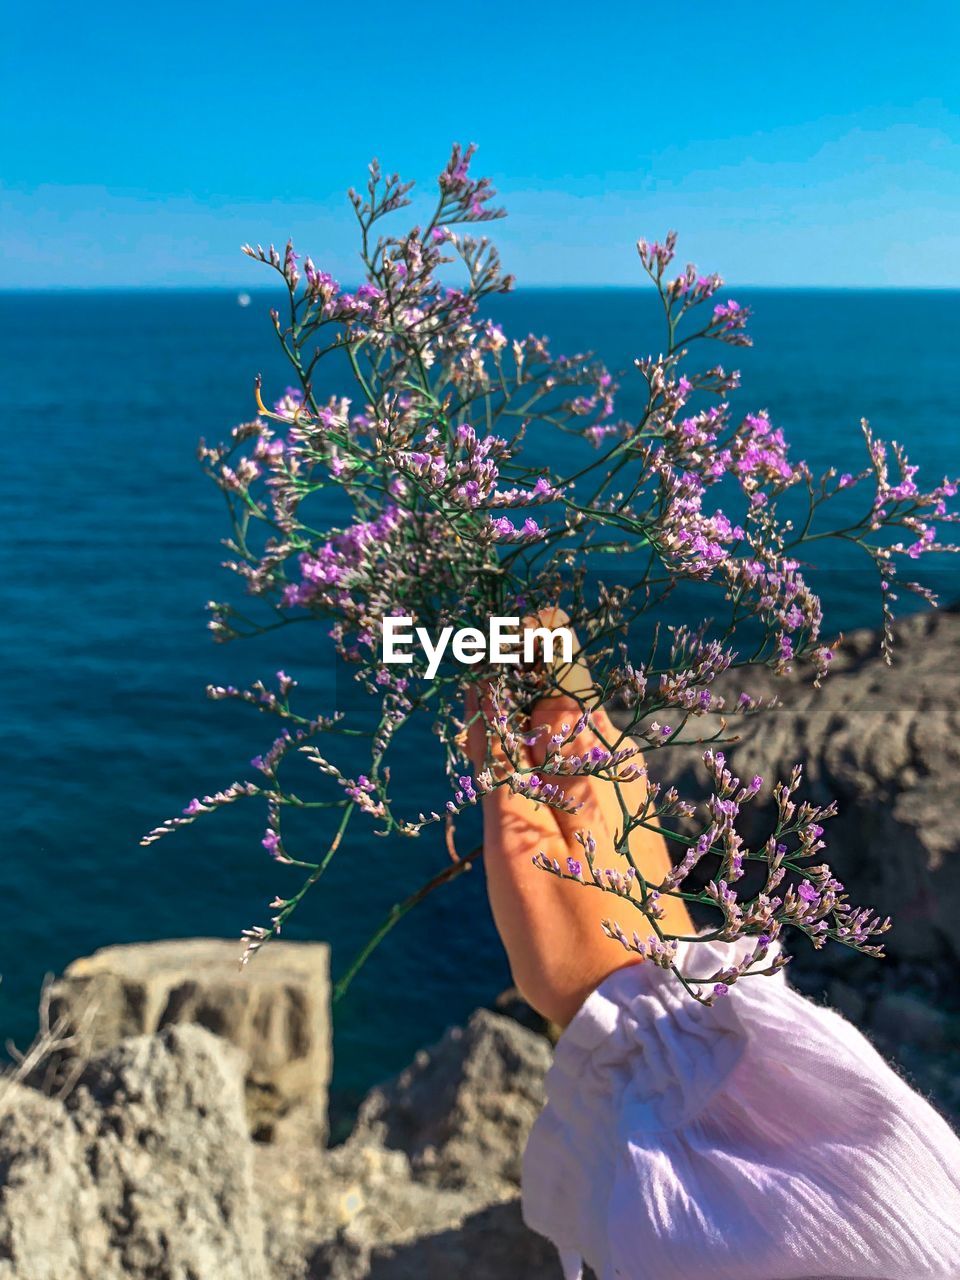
left=458, top=775, right=477, bottom=800
left=178, top=155, right=948, bottom=1002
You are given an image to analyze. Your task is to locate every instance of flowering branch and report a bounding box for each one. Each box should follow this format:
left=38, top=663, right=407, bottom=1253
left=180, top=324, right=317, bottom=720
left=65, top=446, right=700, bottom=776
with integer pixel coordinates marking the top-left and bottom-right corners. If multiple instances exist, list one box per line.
left=148, top=145, right=958, bottom=1001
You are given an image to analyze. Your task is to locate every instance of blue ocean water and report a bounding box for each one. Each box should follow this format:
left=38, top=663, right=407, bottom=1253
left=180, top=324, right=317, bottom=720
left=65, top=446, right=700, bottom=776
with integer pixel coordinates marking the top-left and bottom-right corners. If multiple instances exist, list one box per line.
left=2, top=287, right=958, bottom=1110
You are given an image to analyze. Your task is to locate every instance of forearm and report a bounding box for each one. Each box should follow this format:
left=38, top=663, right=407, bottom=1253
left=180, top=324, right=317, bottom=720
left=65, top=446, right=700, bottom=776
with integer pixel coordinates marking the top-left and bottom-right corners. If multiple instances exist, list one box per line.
left=483, top=803, right=658, bottom=1025
left=482, top=719, right=692, bottom=1026
left=466, top=615, right=693, bottom=1025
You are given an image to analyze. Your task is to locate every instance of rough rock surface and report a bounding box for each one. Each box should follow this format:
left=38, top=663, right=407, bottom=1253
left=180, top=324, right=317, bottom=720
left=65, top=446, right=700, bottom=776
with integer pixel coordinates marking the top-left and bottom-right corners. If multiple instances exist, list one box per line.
left=47, top=937, right=331, bottom=1141
left=0, top=1082, right=94, bottom=1280
left=353, top=1007, right=552, bottom=1190
left=0, top=1002, right=561, bottom=1279
left=0, top=1024, right=267, bottom=1280
left=256, top=1010, right=562, bottom=1280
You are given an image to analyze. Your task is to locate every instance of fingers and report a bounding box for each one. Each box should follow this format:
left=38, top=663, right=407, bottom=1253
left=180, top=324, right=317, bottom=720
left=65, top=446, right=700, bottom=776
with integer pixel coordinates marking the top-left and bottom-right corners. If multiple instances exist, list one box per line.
left=464, top=682, right=523, bottom=777
left=464, top=684, right=563, bottom=857
left=528, top=697, right=617, bottom=849
left=521, top=613, right=643, bottom=855
left=462, top=609, right=644, bottom=870
left=463, top=684, right=490, bottom=773
left=521, top=606, right=597, bottom=707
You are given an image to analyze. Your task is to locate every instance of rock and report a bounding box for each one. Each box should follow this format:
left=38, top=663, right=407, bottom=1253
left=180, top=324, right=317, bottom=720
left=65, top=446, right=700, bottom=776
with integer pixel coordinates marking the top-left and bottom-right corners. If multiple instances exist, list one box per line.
left=353, top=1009, right=552, bottom=1191
left=870, top=992, right=957, bottom=1053
left=8, top=953, right=561, bottom=1277
left=491, top=987, right=561, bottom=1043
left=0, top=1082, right=96, bottom=1280
left=256, top=1010, right=560, bottom=1279
left=633, top=606, right=960, bottom=966
left=361, top=1199, right=563, bottom=1278
left=48, top=937, right=331, bottom=1141
left=828, top=979, right=867, bottom=1025
left=0, top=1024, right=268, bottom=1280
left=261, top=1141, right=485, bottom=1280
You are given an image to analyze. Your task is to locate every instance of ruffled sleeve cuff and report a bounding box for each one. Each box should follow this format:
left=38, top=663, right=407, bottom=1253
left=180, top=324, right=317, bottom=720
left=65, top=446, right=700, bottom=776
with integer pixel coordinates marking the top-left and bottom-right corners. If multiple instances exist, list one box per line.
left=522, top=938, right=960, bottom=1280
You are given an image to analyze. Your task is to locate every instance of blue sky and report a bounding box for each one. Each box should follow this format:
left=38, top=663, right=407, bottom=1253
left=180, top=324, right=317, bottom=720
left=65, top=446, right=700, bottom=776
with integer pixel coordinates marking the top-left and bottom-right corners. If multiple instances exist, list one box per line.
left=3, top=0, right=959, bottom=288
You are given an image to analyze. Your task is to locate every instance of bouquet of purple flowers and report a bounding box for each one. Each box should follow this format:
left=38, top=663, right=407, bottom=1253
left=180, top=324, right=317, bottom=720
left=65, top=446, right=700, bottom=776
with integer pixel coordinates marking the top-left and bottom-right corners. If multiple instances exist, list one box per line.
left=144, top=145, right=958, bottom=1003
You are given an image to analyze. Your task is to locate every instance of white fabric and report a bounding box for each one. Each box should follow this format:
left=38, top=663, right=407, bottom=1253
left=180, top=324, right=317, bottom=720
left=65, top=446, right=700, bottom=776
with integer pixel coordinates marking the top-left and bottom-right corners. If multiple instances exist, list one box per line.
left=522, top=938, right=960, bottom=1279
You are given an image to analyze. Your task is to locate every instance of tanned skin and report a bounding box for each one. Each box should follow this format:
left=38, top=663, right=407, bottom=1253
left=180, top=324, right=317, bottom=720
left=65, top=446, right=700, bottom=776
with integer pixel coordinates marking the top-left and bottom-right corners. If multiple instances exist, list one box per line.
left=465, top=613, right=693, bottom=1027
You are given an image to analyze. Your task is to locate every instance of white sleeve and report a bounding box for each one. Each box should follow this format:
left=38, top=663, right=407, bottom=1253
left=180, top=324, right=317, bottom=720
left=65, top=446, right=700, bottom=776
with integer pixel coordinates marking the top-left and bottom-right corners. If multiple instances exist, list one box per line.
left=522, top=938, right=960, bottom=1280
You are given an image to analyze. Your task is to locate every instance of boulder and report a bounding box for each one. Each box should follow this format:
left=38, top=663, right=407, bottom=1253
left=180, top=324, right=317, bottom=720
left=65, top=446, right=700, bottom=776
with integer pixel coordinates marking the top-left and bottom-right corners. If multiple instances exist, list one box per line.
left=0, top=1083, right=95, bottom=1280
left=256, top=1009, right=561, bottom=1279
left=47, top=937, right=331, bottom=1141
left=491, top=987, right=561, bottom=1043
left=352, top=1199, right=563, bottom=1279
left=827, top=979, right=867, bottom=1025
left=352, top=1009, right=552, bottom=1191
left=32, top=944, right=564, bottom=1274
left=870, top=991, right=959, bottom=1053
left=0, top=1024, right=268, bottom=1280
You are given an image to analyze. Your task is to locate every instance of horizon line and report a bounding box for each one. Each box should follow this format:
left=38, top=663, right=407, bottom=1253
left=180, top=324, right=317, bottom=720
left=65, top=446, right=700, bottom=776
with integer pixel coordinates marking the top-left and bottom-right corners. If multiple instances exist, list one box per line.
left=3, top=282, right=960, bottom=295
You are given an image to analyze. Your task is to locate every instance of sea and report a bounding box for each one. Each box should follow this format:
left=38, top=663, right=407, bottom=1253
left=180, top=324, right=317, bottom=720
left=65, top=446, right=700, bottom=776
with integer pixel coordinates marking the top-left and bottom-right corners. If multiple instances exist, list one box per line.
left=2, top=287, right=958, bottom=1118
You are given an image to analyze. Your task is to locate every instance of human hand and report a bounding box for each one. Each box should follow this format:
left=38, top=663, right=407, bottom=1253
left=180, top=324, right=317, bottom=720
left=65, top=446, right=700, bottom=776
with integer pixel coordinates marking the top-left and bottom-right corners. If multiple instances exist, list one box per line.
left=464, top=613, right=692, bottom=1025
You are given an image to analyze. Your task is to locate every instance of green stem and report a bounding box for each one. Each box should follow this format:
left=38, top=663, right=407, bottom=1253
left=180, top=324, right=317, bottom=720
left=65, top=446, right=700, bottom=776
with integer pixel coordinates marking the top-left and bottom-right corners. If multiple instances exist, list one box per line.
left=334, top=844, right=483, bottom=1000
